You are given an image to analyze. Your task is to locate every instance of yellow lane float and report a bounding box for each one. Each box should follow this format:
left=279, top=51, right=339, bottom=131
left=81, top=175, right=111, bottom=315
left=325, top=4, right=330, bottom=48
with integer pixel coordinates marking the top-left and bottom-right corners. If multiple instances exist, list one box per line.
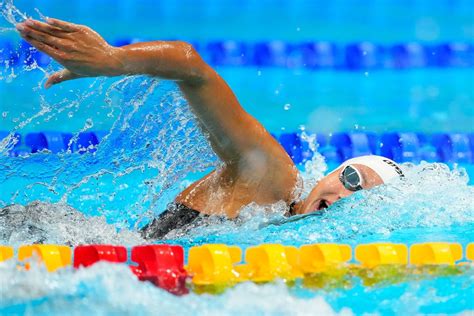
left=2, top=241, right=472, bottom=284
left=18, top=244, right=71, bottom=272
left=187, top=244, right=242, bottom=285
left=410, top=242, right=462, bottom=265
left=467, top=243, right=474, bottom=262
left=0, top=245, right=14, bottom=262
left=235, top=244, right=302, bottom=282
left=299, top=243, right=351, bottom=273
left=355, top=243, right=408, bottom=268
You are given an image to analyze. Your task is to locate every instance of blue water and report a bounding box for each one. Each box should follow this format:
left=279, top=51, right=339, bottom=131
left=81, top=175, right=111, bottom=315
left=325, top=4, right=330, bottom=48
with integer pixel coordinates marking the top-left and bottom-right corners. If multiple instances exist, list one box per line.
left=0, top=1, right=473, bottom=315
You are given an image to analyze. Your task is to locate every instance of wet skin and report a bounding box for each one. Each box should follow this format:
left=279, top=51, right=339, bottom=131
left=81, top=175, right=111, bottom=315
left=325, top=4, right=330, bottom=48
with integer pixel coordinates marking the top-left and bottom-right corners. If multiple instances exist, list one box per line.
left=16, top=18, right=384, bottom=218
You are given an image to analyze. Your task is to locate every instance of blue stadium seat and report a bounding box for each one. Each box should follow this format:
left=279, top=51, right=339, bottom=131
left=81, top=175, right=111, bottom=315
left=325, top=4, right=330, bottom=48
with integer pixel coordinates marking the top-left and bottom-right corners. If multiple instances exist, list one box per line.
left=345, top=42, right=382, bottom=70
left=468, top=133, right=474, bottom=163
left=206, top=41, right=248, bottom=66
left=431, top=133, right=472, bottom=163
left=25, top=133, right=48, bottom=153
left=93, top=131, right=109, bottom=143
left=25, top=132, right=71, bottom=153
left=20, top=40, right=51, bottom=67
left=415, top=133, right=439, bottom=162
left=279, top=133, right=302, bottom=163
left=75, top=132, right=100, bottom=154
left=434, top=43, right=474, bottom=68
left=314, top=133, right=328, bottom=148
left=319, top=146, right=342, bottom=163
left=300, top=42, right=339, bottom=69
left=0, top=131, right=9, bottom=141
left=330, top=132, right=377, bottom=161
left=380, top=133, right=421, bottom=162
left=253, top=41, right=290, bottom=67
left=42, top=132, right=71, bottom=153
left=296, top=133, right=340, bottom=163
left=391, top=43, right=427, bottom=68
left=0, top=40, right=20, bottom=66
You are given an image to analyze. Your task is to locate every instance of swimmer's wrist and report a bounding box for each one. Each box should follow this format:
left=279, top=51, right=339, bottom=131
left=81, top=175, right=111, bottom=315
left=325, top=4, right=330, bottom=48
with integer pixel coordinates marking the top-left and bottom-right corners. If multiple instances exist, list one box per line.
left=107, top=46, right=129, bottom=76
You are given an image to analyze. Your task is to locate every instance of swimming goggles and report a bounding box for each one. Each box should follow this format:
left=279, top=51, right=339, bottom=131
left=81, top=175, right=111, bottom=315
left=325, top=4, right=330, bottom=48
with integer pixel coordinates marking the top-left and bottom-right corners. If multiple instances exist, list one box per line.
left=339, top=165, right=364, bottom=191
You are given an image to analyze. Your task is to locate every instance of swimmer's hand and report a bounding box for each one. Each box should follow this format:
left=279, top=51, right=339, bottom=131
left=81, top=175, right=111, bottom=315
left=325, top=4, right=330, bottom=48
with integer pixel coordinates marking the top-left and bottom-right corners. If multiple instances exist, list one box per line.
left=16, top=18, right=122, bottom=88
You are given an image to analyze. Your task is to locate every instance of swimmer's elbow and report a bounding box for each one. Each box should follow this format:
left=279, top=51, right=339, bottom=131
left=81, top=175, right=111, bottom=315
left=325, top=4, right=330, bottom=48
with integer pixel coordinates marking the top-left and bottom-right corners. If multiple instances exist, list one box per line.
left=175, top=41, right=212, bottom=86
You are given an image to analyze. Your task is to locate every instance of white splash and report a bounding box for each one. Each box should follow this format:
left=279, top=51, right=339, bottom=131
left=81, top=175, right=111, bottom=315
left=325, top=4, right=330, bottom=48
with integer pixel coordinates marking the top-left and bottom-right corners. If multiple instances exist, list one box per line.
left=0, top=260, right=352, bottom=316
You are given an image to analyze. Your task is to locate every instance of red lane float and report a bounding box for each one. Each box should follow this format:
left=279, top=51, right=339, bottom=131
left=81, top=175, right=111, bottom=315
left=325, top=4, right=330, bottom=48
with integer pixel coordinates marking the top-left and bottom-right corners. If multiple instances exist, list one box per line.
left=130, top=245, right=188, bottom=295
left=73, top=245, right=127, bottom=268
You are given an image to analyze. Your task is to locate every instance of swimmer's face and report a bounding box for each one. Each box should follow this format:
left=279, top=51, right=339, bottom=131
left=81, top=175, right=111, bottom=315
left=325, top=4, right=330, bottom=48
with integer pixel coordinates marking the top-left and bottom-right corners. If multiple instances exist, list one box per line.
left=296, top=164, right=383, bottom=215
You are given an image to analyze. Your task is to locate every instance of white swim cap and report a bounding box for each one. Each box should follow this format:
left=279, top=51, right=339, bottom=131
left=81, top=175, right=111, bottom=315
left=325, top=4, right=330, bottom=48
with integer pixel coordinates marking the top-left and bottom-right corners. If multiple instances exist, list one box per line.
left=338, top=155, right=404, bottom=183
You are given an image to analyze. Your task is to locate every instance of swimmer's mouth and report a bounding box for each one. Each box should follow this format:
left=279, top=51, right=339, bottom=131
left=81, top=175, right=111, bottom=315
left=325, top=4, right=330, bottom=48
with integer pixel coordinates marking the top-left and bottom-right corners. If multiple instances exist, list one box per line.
left=316, top=199, right=330, bottom=211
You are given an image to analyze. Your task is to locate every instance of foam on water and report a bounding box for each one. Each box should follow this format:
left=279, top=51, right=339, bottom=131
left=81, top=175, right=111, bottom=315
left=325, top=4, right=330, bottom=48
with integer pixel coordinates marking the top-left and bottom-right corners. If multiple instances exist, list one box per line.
left=1, top=255, right=473, bottom=315
left=0, top=260, right=352, bottom=316
left=0, top=201, right=143, bottom=246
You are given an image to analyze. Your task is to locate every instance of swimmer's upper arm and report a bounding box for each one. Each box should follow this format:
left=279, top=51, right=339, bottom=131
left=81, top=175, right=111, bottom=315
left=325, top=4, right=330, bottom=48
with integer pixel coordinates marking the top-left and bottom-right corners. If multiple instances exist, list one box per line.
left=177, top=61, right=283, bottom=165
left=129, top=42, right=297, bottom=191
left=122, top=41, right=292, bottom=170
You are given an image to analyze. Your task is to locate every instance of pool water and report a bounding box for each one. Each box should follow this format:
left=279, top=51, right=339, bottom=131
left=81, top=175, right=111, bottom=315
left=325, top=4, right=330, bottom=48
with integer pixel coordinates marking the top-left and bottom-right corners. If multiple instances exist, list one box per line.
left=0, top=1, right=473, bottom=315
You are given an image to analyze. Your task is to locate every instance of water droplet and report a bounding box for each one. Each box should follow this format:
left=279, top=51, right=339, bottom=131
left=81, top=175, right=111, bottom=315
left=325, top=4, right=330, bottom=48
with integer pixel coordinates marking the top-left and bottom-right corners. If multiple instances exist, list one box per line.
left=84, top=118, right=93, bottom=129
left=2, top=111, right=8, bottom=118
left=299, top=125, right=306, bottom=131
left=296, top=27, right=301, bottom=32
left=283, top=103, right=291, bottom=110
left=364, top=71, right=369, bottom=77
left=68, top=112, right=74, bottom=118
left=257, top=70, right=262, bottom=76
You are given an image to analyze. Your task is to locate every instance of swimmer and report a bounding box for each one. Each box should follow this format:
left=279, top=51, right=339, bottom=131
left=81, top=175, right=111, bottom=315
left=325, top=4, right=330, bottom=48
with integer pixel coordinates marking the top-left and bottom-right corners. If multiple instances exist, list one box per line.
left=15, top=18, right=404, bottom=239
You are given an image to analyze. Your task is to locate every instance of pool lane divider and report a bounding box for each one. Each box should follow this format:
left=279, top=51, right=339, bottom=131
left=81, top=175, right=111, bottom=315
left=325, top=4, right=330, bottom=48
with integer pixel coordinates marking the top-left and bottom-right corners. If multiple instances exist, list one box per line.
left=4, top=39, right=474, bottom=70
left=0, top=245, right=14, bottom=262
left=1, top=242, right=473, bottom=295
left=3, top=131, right=474, bottom=165
left=18, top=245, right=71, bottom=272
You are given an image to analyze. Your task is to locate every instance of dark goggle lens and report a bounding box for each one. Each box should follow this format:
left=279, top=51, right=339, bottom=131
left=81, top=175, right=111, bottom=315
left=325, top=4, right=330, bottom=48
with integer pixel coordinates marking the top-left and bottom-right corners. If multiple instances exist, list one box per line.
left=341, top=166, right=362, bottom=190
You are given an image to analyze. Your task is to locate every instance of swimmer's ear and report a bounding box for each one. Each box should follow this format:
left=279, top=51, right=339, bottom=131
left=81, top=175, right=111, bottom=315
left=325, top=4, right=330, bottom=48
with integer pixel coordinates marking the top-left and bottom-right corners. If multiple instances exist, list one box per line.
left=45, top=69, right=82, bottom=88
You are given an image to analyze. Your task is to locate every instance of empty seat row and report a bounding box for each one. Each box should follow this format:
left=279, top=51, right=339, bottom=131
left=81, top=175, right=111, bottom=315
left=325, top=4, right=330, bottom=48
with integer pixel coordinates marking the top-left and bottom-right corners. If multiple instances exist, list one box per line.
left=277, top=132, right=474, bottom=164
left=2, top=131, right=474, bottom=164
left=2, top=40, right=473, bottom=70
left=0, top=242, right=472, bottom=293
left=0, top=131, right=107, bottom=156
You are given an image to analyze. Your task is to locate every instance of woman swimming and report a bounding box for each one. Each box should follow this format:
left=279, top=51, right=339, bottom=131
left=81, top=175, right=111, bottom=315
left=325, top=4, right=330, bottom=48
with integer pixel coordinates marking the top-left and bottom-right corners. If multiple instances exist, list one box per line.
left=15, top=18, right=403, bottom=239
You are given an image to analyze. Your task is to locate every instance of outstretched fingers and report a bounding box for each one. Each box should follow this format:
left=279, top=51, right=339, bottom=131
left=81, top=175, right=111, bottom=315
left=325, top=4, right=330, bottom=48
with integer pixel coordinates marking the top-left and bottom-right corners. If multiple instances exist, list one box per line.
left=46, top=18, right=81, bottom=32
left=45, top=70, right=81, bottom=88
left=17, top=23, right=69, bottom=51
left=24, top=19, right=69, bottom=37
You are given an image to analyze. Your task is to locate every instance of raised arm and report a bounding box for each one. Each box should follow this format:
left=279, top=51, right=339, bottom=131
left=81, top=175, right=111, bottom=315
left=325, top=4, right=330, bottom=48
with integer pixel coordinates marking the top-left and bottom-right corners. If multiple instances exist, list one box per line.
left=16, top=18, right=295, bottom=173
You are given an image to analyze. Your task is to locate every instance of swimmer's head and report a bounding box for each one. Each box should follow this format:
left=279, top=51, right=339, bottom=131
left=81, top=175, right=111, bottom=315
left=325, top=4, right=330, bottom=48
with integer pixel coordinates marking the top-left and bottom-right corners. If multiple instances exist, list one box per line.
left=295, top=155, right=404, bottom=215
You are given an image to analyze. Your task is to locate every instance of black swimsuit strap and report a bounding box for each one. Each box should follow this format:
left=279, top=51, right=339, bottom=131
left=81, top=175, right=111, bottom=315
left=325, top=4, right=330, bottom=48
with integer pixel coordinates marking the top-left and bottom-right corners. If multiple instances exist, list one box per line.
left=140, top=203, right=204, bottom=240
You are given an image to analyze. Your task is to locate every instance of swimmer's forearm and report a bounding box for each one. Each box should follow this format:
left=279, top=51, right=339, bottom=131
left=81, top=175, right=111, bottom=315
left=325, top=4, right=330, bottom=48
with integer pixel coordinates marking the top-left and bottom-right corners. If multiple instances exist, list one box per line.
left=113, top=41, right=209, bottom=85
